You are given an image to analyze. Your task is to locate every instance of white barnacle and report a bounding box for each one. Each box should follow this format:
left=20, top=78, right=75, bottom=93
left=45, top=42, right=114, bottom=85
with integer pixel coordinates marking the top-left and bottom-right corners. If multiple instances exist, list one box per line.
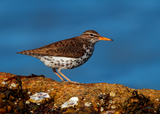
left=61, top=97, right=79, bottom=109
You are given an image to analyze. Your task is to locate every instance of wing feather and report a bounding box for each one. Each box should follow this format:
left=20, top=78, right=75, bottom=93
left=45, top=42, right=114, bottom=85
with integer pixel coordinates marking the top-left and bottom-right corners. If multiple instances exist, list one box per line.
left=18, top=37, right=86, bottom=58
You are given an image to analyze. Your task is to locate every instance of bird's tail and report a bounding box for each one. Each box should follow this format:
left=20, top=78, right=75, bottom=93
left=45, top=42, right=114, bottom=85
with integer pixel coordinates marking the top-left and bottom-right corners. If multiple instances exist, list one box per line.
left=16, top=50, right=31, bottom=55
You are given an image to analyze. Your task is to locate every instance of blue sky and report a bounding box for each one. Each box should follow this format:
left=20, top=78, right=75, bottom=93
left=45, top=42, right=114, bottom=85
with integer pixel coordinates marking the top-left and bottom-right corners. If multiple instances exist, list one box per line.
left=0, top=1, right=160, bottom=90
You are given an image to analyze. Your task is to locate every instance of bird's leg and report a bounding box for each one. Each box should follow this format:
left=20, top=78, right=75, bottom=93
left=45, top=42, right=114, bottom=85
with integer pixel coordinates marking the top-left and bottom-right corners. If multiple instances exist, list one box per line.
left=57, top=68, right=80, bottom=84
left=52, top=68, right=65, bottom=82
left=57, top=68, right=71, bottom=82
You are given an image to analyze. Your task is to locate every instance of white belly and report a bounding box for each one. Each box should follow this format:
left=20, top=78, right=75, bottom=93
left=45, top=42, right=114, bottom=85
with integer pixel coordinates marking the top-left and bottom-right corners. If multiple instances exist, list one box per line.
left=31, top=45, right=94, bottom=69
left=38, top=48, right=93, bottom=69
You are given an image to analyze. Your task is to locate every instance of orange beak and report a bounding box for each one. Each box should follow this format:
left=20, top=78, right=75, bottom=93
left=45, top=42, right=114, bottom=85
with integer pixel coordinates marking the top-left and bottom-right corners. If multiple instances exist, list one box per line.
left=98, top=36, right=113, bottom=41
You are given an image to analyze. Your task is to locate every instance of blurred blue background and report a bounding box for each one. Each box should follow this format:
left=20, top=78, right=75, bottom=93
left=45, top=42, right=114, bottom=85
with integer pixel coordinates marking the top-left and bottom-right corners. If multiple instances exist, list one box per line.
left=0, top=1, right=160, bottom=90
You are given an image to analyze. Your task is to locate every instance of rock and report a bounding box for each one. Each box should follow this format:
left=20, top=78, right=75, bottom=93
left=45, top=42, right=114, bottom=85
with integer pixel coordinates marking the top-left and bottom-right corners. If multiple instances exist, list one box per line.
left=0, top=72, right=160, bottom=113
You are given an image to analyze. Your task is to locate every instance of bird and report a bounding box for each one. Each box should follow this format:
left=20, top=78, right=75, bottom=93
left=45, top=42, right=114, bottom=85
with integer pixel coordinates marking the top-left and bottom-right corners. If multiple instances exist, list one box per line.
left=17, top=30, right=113, bottom=83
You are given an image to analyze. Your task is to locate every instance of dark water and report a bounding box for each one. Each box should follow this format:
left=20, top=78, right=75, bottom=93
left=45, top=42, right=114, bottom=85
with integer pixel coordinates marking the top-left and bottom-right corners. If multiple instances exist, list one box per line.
left=1, top=1, right=160, bottom=90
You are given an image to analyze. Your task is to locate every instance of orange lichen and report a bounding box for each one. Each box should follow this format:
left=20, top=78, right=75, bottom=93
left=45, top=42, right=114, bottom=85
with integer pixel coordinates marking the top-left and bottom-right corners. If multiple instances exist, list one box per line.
left=0, top=72, right=160, bottom=113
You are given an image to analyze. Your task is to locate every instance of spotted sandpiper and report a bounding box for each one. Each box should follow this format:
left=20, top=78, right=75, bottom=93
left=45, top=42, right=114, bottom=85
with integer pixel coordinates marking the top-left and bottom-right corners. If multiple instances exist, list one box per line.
left=17, top=30, right=113, bottom=83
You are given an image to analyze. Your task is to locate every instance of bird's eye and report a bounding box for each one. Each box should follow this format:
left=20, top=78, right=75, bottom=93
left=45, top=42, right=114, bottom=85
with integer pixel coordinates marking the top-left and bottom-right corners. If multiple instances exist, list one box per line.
left=90, top=33, right=94, bottom=37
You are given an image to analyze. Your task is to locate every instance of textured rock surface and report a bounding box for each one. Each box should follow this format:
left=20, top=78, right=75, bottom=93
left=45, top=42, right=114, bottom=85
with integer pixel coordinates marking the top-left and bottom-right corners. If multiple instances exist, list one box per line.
left=0, top=72, right=160, bottom=113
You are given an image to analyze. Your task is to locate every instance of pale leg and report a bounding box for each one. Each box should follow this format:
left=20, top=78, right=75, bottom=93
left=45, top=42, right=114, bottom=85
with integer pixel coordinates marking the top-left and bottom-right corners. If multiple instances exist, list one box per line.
left=57, top=68, right=80, bottom=83
left=57, top=68, right=71, bottom=81
left=52, top=68, right=65, bottom=82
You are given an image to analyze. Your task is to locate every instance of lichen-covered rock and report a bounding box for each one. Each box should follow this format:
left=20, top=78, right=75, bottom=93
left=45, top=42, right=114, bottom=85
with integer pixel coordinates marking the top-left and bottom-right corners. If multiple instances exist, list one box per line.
left=0, top=72, right=160, bottom=113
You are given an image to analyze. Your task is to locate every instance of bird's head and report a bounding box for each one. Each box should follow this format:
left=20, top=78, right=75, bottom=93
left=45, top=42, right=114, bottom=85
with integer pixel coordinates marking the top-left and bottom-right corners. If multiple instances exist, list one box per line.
left=80, top=30, right=113, bottom=44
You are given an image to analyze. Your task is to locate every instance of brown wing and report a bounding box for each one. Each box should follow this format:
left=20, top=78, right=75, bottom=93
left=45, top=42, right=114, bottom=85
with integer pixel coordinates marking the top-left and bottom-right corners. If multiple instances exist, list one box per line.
left=17, top=37, right=86, bottom=58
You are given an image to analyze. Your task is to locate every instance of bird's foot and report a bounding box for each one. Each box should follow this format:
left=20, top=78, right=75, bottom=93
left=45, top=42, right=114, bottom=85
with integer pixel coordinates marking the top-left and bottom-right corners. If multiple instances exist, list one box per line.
left=64, top=80, right=80, bottom=84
